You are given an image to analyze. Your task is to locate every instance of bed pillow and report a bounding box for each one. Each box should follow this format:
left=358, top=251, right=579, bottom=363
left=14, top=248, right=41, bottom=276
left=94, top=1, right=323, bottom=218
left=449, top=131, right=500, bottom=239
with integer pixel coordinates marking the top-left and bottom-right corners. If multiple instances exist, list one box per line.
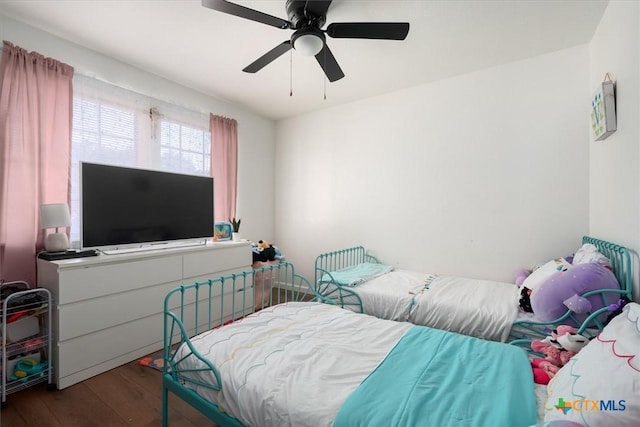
left=320, top=262, right=392, bottom=286
left=543, top=302, right=640, bottom=426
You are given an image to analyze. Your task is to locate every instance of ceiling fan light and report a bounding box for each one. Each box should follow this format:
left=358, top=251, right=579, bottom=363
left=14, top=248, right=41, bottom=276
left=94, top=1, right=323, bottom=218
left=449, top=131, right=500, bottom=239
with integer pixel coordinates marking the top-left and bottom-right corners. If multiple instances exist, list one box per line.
left=293, top=34, right=323, bottom=56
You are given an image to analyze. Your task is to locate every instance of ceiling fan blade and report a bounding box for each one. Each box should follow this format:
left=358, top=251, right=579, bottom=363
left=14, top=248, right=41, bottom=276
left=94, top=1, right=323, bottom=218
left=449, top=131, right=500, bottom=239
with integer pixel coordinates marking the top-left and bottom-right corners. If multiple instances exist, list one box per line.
left=326, top=22, right=410, bottom=40
left=314, top=43, right=344, bottom=82
left=243, top=41, right=292, bottom=73
left=304, top=0, right=332, bottom=18
left=202, top=0, right=291, bottom=29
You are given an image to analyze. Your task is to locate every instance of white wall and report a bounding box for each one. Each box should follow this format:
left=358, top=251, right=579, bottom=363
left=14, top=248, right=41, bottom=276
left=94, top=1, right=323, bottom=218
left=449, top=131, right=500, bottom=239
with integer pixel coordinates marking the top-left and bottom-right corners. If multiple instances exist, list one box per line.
left=588, top=0, right=640, bottom=301
left=276, top=46, right=591, bottom=282
left=0, top=14, right=277, bottom=244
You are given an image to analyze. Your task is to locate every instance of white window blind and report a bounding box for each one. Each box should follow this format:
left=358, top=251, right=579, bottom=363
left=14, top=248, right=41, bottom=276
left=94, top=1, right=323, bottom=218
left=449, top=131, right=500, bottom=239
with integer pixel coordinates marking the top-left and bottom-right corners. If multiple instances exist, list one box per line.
left=70, top=75, right=210, bottom=244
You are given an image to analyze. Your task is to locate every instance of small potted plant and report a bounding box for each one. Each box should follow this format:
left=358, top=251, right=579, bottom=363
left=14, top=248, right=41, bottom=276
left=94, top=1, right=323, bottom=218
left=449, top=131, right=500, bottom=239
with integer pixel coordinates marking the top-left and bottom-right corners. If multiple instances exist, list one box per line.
left=229, top=217, right=242, bottom=241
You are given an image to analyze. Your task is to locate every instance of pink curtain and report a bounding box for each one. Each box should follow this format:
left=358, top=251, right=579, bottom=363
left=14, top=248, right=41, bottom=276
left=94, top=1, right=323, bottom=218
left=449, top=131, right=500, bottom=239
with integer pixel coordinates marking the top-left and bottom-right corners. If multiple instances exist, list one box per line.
left=210, top=114, right=238, bottom=223
left=0, top=41, right=74, bottom=285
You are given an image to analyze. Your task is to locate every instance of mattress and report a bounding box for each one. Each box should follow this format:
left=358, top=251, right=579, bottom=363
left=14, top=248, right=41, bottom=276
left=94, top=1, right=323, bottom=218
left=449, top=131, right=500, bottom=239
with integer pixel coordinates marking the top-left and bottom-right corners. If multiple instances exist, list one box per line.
left=175, top=301, right=539, bottom=427
left=177, top=302, right=411, bottom=426
left=343, top=269, right=520, bottom=341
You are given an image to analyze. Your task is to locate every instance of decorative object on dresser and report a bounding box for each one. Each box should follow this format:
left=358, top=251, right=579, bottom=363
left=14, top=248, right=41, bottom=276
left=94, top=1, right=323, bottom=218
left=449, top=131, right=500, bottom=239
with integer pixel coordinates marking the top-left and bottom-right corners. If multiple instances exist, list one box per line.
left=40, top=203, right=71, bottom=252
left=213, top=221, right=233, bottom=241
left=229, top=217, right=241, bottom=242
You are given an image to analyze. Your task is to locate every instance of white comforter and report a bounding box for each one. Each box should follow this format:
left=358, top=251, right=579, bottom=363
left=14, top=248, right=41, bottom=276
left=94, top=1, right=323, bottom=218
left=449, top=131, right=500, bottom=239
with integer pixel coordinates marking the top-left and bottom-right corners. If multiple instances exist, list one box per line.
left=175, top=302, right=411, bottom=427
left=347, top=270, right=519, bottom=342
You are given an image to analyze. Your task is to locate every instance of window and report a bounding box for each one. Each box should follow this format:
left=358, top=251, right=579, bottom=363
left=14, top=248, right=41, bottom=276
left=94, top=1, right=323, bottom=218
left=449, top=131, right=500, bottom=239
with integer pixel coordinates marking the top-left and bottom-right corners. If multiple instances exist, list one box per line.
left=70, top=75, right=210, bottom=244
left=156, top=111, right=211, bottom=176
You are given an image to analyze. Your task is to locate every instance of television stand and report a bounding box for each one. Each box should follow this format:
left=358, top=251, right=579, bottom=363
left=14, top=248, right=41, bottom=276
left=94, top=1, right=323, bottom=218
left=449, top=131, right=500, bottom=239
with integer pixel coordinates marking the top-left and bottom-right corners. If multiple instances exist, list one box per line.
left=37, top=241, right=252, bottom=389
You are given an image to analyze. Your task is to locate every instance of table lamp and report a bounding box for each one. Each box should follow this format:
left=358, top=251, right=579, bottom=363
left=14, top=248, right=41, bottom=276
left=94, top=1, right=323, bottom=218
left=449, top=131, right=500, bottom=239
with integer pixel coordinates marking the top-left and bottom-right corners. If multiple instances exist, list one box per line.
left=40, top=203, right=71, bottom=252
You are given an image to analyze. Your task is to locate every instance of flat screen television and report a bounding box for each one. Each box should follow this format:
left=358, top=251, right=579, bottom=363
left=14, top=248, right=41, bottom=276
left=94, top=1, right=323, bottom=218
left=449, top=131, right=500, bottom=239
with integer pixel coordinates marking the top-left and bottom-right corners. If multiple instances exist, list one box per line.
left=80, top=162, right=214, bottom=251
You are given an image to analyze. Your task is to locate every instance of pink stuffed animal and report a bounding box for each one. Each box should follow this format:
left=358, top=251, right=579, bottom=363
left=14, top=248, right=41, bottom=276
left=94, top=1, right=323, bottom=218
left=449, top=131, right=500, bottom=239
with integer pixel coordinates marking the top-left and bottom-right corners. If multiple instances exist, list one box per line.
left=530, top=326, right=589, bottom=385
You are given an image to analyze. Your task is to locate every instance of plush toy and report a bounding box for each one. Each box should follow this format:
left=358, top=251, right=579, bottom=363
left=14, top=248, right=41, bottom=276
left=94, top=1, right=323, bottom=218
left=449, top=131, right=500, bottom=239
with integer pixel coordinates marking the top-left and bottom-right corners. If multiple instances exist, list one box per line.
left=530, top=262, right=620, bottom=326
left=252, top=240, right=277, bottom=263
left=515, top=268, right=531, bottom=287
left=514, top=268, right=533, bottom=312
left=530, top=326, right=590, bottom=385
left=519, top=287, right=534, bottom=313
left=516, top=258, right=571, bottom=313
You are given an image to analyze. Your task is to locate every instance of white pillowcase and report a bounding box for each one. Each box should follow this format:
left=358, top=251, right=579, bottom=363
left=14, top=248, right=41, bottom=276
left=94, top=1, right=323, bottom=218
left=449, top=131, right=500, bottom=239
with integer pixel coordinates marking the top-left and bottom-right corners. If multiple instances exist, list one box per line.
left=521, top=258, right=572, bottom=292
left=544, top=302, right=640, bottom=426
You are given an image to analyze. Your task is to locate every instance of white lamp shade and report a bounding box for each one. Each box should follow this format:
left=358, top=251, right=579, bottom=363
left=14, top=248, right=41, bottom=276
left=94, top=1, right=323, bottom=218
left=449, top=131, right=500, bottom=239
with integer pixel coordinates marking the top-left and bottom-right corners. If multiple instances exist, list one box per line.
left=293, top=34, right=324, bottom=56
left=40, top=203, right=71, bottom=229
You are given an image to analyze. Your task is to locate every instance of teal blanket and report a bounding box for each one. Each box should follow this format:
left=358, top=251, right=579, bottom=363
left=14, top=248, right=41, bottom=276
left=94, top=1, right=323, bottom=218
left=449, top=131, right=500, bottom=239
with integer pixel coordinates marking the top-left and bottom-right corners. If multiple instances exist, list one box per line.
left=321, top=262, right=392, bottom=286
left=334, top=326, right=537, bottom=427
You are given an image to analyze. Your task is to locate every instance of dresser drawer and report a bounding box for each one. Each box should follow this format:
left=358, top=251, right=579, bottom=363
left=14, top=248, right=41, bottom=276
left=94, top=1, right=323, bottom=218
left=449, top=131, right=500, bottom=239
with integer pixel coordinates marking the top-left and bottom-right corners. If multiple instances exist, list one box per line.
left=57, top=255, right=182, bottom=304
left=57, top=313, right=162, bottom=378
left=58, top=280, right=181, bottom=341
left=183, top=244, right=251, bottom=280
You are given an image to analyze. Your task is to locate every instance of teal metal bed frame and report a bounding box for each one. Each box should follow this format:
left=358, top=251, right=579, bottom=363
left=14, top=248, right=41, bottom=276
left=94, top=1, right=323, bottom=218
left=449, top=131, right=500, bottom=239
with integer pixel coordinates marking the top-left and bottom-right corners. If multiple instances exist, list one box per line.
left=162, top=262, right=321, bottom=427
left=313, top=236, right=634, bottom=347
left=313, top=246, right=381, bottom=313
left=162, top=238, right=633, bottom=425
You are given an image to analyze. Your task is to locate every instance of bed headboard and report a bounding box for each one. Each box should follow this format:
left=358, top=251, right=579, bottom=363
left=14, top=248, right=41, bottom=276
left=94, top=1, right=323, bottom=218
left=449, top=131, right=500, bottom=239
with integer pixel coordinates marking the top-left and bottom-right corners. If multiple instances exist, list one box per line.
left=314, top=246, right=380, bottom=285
left=312, top=247, right=382, bottom=312
left=583, top=235, right=633, bottom=301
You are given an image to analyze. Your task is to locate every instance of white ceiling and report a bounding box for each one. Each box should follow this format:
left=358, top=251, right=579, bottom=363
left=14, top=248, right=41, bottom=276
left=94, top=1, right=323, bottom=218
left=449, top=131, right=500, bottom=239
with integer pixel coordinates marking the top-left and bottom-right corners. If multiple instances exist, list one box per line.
left=0, top=0, right=608, bottom=120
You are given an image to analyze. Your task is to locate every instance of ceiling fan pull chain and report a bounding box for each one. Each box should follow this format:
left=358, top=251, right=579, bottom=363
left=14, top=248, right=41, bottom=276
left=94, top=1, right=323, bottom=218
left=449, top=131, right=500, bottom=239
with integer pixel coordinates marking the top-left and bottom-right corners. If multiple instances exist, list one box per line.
left=323, top=49, right=327, bottom=100
left=290, top=48, right=293, bottom=97
left=324, top=77, right=327, bottom=100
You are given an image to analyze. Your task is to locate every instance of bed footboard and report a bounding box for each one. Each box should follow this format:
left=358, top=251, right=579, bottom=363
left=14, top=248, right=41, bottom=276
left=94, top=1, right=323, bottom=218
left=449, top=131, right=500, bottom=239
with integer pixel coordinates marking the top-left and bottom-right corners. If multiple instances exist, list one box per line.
left=509, top=235, right=633, bottom=351
left=314, top=246, right=381, bottom=312
left=162, top=261, right=312, bottom=427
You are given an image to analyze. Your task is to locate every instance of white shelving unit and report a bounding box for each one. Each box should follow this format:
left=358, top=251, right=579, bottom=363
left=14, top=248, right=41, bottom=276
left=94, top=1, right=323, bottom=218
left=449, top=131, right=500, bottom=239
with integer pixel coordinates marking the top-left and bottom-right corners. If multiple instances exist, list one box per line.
left=1, top=281, right=52, bottom=406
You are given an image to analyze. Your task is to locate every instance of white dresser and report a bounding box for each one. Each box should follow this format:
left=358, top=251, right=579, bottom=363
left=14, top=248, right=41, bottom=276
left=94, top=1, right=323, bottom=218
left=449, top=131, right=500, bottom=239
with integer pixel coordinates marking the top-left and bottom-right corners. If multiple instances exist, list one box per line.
left=36, top=241, right=252, bottom=389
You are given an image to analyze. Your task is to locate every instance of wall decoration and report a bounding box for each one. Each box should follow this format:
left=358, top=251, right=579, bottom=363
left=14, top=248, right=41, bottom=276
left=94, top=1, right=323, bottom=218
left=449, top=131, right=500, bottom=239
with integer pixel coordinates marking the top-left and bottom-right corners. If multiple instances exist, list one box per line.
left=590, top=73, right=616, bottom=141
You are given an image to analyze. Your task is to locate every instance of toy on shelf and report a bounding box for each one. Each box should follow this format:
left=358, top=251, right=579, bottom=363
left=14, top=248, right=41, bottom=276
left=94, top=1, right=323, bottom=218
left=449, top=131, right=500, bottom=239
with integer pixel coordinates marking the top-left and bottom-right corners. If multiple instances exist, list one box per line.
left=10, top=357, right=48, bottom=383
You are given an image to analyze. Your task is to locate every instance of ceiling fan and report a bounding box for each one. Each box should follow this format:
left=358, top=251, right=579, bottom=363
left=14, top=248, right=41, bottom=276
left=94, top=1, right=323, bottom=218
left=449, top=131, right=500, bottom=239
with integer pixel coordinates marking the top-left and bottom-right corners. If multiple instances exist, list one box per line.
left=201, top=0, right=410, bottom=82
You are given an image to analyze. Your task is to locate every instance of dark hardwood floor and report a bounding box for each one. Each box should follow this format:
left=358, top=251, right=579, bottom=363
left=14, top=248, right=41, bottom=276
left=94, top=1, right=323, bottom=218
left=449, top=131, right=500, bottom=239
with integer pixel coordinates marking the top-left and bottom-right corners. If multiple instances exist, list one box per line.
left=0, top=359, right=217, bottom=427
